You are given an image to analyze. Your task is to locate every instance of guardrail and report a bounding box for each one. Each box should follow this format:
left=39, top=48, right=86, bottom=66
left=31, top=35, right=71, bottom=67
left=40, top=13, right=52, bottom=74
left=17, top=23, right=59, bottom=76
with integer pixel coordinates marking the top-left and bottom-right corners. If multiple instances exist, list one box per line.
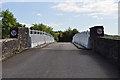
left=29, top=29, right=54, bottom=48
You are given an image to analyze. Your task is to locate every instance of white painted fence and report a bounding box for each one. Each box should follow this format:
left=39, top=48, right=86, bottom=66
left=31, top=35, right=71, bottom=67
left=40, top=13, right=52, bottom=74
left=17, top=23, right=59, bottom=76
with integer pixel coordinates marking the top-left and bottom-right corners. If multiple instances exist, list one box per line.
left=29, top=29, right=54, bottom=48
left=72, top=31, right=90, bottom=48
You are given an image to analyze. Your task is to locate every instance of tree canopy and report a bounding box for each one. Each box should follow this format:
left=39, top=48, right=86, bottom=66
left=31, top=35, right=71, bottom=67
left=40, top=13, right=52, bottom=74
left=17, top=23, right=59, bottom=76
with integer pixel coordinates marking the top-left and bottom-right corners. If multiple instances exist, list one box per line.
left=1, top=9, right=25, bottom=39
left=58, top=28, right=79, bottom=42
left=30, top=24, right=59, bottom=41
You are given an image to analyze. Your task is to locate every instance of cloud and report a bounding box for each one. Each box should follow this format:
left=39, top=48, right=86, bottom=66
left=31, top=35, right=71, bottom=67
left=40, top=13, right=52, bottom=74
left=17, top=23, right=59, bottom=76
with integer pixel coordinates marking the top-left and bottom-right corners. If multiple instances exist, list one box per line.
left=20, top=22, right=32, bottom=27
left=0, top=1, right=6, bottom=4
left=20, top=22, right=62, bottom=28
left=92, top=16, right=103, bottom=20
left=56, top=13, right=64, bottom=16
left=88, top=24, right=104, bottom=28
left=36, top=13, right=42, bottom=16
left=52, top=0, right=118, bottom=19
left=88, top=13, right=104, bottom=20
left=46, top=23, right=62, bottom=27
left=2, top=0, right=66, bottom=2
left=2, top=0, right=119, bottom=2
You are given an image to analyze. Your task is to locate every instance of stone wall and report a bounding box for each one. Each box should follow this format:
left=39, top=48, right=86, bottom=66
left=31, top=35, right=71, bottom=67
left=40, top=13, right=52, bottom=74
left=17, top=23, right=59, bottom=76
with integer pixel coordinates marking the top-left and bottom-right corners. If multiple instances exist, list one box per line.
left=1, top=27, right=29, bottom=60
left=88, top=26, right=120, bottom=66
left=93, top=37, right=120, bottom=66
left=2, top=39, right=19, bottom=60
left=1, top=27, right=55, bottom=60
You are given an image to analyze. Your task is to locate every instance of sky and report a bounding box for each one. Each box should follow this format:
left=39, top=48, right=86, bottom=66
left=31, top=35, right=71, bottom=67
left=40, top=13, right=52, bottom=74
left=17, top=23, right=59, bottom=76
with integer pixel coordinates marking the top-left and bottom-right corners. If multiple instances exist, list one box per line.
left=0, top=0, right=119, bottom=35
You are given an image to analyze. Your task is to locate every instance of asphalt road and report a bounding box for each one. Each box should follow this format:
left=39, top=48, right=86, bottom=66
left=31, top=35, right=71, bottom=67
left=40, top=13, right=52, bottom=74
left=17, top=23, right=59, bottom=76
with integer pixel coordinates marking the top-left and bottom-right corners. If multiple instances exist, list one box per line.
left=2, top=42, right=118, bottom=78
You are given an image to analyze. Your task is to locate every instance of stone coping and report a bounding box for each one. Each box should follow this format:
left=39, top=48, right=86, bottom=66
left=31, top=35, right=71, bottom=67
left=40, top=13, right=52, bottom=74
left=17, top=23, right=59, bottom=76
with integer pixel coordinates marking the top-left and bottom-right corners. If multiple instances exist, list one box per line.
left=0, top=38, right=18, bottom=43
left=99, top=37, right=120, bottom=40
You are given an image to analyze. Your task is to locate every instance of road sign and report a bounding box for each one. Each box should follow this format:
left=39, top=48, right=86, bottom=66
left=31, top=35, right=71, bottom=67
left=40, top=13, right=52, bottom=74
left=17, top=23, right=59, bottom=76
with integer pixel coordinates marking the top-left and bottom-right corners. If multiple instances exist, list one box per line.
left=11, top=30, right=17, bottom=36
left=10, top=27, right=18, bottom=38
left=97, top=28, right=103, bottom=35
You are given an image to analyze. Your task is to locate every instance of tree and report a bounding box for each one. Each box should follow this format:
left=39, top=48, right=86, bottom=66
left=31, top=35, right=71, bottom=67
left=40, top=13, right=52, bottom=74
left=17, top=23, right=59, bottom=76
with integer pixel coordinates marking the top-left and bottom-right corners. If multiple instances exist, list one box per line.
left=58, top=28, right=79, bottom=42
left=2, top=9, right=24, bottom=39
left=0, top=20, right=1, bottom=39
left=30, top=24, right=59, bottom=41
left=72, top=29, right=79, bottom=36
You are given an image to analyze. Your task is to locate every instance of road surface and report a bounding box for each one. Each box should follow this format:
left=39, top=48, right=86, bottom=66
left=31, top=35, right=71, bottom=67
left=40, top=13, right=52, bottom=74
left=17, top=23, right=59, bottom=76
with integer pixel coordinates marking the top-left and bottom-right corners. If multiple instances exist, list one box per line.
left=2, top=42, right=118, bottom=78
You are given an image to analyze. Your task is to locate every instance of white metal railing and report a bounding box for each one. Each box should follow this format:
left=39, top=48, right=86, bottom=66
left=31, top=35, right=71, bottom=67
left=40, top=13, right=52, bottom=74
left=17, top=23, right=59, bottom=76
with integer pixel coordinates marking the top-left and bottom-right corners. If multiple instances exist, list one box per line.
left=72, top=31, right=90, bottom=48
left=29, top=29, right=54, bottom=48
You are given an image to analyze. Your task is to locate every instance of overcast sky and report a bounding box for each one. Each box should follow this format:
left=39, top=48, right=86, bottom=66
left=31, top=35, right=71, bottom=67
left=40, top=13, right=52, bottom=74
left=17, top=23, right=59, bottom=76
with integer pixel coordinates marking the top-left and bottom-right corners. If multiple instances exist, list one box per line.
left=0, top=0, right=119, bottom=35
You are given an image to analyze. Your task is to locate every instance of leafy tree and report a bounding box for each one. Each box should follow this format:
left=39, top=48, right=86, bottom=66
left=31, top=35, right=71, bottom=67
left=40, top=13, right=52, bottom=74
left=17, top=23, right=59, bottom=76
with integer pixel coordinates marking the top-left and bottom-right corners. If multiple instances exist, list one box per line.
left=1, top=9, right=25, bottom=39
left=0, top=20, right=1, bottom=39
left=58, top=28, right=79, bottom=42
left=0, top=24, right=1, bottom=39
left=72, top=29, right=79, bottom=36
left=30, top=24, right=58, bottom=41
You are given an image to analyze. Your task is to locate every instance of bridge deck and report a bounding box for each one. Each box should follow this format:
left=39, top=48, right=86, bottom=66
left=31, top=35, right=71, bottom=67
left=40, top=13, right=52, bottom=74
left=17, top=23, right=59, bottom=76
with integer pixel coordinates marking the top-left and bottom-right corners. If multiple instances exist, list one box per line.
left=3, top=42, right=118, bottom=78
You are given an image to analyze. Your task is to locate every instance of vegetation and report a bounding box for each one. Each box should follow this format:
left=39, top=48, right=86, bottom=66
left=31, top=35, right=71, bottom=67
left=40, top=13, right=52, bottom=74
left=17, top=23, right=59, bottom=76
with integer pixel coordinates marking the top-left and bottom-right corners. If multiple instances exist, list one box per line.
left=1, top=9, right=25, bottom=39
left=58, top=28, right=79, bottom=42
left=30, top=24, right=79, bottom=42
left=104, top=34, right=120, bottom=39
left=30, top=24, right=59, bottom=41
left=1, top=9, right=79, bottom=41
left=0, top=9, right=2, bottom=38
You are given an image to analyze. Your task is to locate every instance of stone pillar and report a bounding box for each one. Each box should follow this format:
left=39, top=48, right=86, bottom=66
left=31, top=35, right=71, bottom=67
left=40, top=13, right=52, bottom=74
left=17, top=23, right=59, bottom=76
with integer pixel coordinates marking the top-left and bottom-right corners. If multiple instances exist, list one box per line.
left=18, top=27, right=29, bottom=51
left=10, top=27, right=29, bottom=52
left=89, top=26, right=104, bottom=49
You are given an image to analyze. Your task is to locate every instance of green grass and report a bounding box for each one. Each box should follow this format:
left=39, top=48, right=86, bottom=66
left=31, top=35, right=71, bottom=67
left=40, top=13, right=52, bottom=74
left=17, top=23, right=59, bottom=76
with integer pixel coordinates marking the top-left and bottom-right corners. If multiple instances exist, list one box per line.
left=104, top=34, right=120, bottom=39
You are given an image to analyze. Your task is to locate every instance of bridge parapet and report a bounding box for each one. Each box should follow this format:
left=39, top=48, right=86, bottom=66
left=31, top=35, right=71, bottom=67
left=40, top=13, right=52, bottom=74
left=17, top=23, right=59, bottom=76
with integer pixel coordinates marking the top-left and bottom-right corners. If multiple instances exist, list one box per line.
left=1, top=27, right=29, bottom=61
left=1, top=27, right=55, bottom=61
left=72, top=26, right=120, bottom=66
left=29, top=29, right=54, bottom=48
left=72, top=31, right=90, bottom=48
left=93, top=37, right=120, bottom=66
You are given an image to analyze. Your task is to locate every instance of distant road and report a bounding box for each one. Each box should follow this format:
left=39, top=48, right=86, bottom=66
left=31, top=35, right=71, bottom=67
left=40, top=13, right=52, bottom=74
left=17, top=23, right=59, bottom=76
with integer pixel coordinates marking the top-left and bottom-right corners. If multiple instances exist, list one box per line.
left=3, top=42, right=118, bottom=78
